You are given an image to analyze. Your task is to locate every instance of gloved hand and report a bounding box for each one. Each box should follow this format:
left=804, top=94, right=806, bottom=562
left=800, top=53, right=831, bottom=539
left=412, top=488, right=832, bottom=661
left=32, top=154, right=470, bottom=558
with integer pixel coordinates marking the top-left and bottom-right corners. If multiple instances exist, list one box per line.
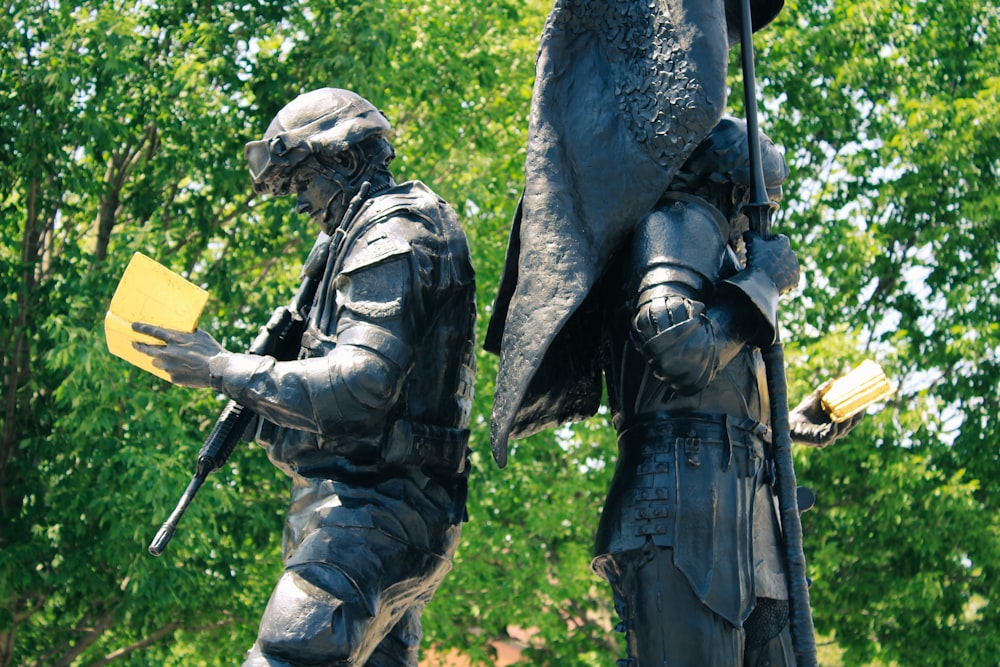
left=632, top=294, right=704, bottom=342
left=718, top=232, right=799, bottom=346
left=132, top=323, right=228, bottom=389
left=745, top=232, right=800, bottom=295
left=789, top=380, right=865, bottom=447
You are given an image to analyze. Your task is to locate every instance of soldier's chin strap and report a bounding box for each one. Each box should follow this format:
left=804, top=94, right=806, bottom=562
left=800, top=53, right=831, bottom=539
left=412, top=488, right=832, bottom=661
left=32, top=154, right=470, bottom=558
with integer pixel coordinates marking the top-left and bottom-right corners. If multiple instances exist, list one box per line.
left=738, top=1, right=818, bottom=665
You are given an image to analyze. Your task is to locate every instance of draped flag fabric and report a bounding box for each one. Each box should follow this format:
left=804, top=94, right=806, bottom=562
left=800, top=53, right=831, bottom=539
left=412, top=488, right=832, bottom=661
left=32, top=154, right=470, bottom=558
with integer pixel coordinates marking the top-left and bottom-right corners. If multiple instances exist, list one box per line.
left=486, top=0, right=782, bottom=466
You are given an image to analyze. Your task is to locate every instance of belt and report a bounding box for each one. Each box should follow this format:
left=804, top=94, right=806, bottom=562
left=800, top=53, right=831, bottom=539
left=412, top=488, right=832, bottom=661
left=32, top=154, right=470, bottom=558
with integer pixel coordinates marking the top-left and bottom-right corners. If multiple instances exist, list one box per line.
left=383, top=419, right=469, bottom=477
left=620, top=410, right=770, bottom=443
left=619, top=411, right=728, bottom=443
left=617, top=410, right=767, bottom=474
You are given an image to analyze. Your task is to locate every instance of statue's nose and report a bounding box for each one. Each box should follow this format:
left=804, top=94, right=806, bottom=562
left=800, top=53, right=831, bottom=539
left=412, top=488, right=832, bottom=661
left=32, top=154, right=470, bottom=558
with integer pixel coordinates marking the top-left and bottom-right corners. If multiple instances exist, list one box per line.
left=295, top=193, right=311, bottom=216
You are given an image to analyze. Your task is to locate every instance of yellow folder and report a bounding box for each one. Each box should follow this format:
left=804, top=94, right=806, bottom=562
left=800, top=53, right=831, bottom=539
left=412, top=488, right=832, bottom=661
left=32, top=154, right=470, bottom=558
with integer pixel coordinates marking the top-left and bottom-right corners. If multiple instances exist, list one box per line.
left=105, top=252, right=209, bottom=381
left=820, top=360, right=896, bottom=422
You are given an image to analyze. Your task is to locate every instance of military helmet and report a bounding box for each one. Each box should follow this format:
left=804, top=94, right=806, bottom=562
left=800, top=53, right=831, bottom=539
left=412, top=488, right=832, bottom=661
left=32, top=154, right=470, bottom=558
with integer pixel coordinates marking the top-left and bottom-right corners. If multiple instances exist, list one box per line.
left=245, top=88, right=392, bottom=195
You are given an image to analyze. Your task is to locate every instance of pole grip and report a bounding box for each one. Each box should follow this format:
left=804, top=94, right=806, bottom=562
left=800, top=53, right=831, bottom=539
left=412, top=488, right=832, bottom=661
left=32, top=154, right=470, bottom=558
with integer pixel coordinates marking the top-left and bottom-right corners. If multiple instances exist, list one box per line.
left=762, top=342, right=818, bottom=667
left=738, top=0, right=819, bottom=663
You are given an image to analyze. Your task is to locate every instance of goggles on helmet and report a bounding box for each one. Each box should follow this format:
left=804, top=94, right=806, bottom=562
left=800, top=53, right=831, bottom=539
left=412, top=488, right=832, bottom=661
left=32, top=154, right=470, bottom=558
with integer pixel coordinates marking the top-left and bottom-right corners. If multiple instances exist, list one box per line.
left=245, top=92, right=392, bottom=194
left=244, top=134, right=315, bottom=194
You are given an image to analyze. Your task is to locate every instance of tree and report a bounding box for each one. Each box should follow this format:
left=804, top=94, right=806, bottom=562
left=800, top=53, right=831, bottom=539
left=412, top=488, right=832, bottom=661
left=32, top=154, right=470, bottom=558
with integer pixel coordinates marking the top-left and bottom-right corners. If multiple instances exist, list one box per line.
left=1, top=3, right=304, bottom=665
left=0, top=1, right=550, bottom=664
left=749, top=1, right=1000, bottom=664
left=1, top=0, right=997, bottom=665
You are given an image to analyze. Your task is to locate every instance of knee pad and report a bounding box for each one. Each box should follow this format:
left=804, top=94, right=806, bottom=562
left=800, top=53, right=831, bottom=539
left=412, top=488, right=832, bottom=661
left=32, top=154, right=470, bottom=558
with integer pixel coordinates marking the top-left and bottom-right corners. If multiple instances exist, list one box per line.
left=256, top=569, right=367, bottom=666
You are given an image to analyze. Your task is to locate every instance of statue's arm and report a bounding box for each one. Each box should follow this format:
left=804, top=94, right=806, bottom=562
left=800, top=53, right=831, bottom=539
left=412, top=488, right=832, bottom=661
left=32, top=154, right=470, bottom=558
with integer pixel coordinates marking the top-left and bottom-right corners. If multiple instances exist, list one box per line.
left=628, top=203, right=798, bottom=395
left=788, top=380, right=865, bottom=447
left=209, top=218, right=434, bottom=436
left=631, top=272, right=760, bottom=395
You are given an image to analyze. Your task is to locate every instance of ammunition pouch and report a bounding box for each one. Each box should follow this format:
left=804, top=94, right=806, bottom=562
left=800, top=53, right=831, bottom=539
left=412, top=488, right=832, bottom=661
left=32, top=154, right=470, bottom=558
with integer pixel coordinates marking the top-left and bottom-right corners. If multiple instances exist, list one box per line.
left=298, top=322, right=337, bottom=360
left=383, top=419, right=469, bottom=479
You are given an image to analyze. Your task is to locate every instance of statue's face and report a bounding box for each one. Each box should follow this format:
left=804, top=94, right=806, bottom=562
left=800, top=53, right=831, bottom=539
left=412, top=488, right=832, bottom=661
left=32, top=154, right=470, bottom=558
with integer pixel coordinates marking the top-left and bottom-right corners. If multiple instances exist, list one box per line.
left=292, top=164, right=349, bottom=235
left=728, top=184, right=752, bottom=242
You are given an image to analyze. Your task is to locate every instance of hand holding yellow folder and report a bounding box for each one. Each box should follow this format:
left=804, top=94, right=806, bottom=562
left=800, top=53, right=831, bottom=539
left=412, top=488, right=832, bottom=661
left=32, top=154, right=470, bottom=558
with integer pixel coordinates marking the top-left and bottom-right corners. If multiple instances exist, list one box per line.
left=105, top=252, right=209, bottom=381
left=820, top=359, right=896, bottom=423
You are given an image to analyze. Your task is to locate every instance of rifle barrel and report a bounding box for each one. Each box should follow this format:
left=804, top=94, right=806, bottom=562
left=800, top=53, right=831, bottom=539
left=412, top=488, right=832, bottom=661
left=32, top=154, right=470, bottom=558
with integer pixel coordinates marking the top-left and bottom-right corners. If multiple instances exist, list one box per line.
left=148, top=474, right=205, bottom=556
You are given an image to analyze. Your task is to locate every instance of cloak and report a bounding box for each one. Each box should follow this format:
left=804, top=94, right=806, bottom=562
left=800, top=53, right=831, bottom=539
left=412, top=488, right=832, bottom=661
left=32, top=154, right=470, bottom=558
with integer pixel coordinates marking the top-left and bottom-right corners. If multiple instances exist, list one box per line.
left=485, top=0, right=783, bottom=466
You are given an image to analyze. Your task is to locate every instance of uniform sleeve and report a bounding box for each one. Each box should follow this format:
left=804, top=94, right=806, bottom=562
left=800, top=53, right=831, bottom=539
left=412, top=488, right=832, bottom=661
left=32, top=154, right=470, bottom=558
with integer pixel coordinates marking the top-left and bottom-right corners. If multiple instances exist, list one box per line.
left=208, top=215, right=437, bottom=436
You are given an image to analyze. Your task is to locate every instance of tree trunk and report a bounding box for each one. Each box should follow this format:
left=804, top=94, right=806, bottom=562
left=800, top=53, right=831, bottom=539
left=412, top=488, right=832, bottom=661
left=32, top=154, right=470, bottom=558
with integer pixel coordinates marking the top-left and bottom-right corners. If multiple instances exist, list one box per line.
left=1, top=176, right=42, bottom=521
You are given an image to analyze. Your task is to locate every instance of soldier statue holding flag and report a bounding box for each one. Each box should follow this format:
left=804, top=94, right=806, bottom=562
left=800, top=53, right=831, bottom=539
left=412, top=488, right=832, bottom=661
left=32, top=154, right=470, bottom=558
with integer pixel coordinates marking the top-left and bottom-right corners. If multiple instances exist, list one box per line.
left=485, top=0, right=861, bottom=665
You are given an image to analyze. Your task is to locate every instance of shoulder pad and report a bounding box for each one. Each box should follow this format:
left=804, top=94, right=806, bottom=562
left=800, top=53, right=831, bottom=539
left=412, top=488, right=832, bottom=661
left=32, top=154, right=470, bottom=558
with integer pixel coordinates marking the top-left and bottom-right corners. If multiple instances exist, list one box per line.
left=341, top=225, right=411, bottom=275
left=633, top=194, right=729, bottom=286
left=358, top=181, right=444, bottom=227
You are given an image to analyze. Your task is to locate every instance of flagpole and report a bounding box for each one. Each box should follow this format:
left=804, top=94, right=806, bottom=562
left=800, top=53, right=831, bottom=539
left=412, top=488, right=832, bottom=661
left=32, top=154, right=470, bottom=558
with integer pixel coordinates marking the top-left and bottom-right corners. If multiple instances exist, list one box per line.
left=738, top=1, right=818, bottom=664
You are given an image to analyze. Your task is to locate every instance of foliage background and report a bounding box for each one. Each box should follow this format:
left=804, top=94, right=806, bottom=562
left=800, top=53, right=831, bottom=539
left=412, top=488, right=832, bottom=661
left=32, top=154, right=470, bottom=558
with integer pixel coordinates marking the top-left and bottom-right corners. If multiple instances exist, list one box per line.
left=1, top=0, right=997, bottom=665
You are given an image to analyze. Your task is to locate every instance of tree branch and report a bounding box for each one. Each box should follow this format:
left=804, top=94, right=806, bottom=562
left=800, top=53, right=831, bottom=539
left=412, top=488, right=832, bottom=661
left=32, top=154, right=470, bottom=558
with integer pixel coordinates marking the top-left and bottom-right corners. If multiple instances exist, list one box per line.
left=41, top=607, right=118, bottom=667
left=90, top=621, right=183, bottom=667
left=94, top=616, right=240, bottom=667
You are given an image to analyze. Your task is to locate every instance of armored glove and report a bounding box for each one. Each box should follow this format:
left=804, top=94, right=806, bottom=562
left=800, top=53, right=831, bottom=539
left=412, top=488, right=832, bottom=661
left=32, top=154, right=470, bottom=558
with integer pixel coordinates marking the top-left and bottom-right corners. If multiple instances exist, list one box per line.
left=719, top=232, right=800, bottom=345
left=745, top=233, right=800, bottom=295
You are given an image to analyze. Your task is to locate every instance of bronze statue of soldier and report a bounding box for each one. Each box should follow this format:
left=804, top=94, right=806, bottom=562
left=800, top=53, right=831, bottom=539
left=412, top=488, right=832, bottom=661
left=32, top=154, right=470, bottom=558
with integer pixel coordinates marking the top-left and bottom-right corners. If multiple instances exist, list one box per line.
left=589, top=117, right=859, bottom=666
left=135, top=88, right=476, bottom=667
left=486, top=1, right=860, bottom=665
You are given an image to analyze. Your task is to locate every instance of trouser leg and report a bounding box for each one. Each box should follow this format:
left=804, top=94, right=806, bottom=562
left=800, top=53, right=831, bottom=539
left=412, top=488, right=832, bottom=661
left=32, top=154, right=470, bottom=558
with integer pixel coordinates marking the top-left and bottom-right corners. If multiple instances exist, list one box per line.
left=242, top=644, right=296, bottom=667
left=606, top=545, right=743, bottom=667
left=242, top=567, right=367, bottom=667
left=366, top=606, right=424, bottom=667
left=743, top=627, right=793, bottom=667
left=242, top=579, right=426, bottom=667
left=245, top=476, right=460, bottom=667
left=242, top=562, right=440, bottom=667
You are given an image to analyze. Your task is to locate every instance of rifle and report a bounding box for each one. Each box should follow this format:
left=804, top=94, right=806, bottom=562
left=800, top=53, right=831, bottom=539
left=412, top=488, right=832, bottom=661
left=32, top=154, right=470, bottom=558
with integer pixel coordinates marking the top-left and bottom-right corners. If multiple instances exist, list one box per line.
left=738, top=1, right=818, bottom=664
left=148, top=183, right=373, bottom=556
left=147, top=234, right=329, bottom=556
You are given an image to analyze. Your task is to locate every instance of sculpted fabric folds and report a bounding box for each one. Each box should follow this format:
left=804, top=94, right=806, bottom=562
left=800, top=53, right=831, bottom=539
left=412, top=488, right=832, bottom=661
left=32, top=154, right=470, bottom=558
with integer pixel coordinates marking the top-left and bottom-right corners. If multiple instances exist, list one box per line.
left=487, top=0, right=736, bottom=465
